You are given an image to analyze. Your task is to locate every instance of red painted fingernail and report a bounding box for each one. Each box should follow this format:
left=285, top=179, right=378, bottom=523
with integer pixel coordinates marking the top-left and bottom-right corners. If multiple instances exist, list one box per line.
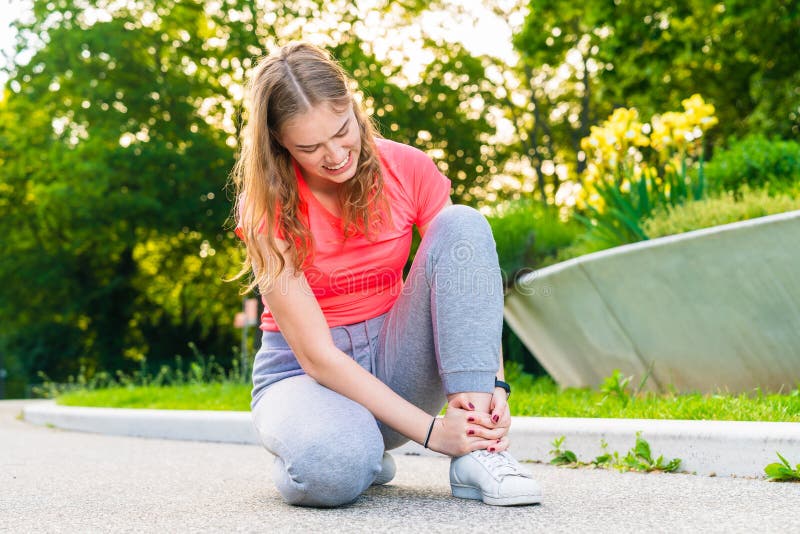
left=488, top=447, right=496, bottom=452
left=468, top=402, right=475, bottom=410
left=467, top=429, right=475, bottom=435
left=467, top=417, right=475, bottom=422
left=492, top=414, right=499, bottom=423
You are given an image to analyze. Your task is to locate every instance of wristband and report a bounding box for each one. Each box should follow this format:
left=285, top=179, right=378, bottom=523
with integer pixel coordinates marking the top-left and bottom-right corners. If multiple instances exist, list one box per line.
left=495, top=378, right=511, bottom=398
left=423, top=416, right=438, bottom=449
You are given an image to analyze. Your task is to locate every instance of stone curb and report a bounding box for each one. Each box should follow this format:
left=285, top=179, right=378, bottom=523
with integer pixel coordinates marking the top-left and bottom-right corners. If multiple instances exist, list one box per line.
left=22, top=401, right=800, bottom=478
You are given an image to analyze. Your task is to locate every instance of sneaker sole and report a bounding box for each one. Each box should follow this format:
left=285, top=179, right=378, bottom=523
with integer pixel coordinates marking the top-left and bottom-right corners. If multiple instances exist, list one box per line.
left=371, top=452, right=396, bottom=486
left=371, top=473, right=394, bottom=486
left=451, top=484, right=542, bottom=506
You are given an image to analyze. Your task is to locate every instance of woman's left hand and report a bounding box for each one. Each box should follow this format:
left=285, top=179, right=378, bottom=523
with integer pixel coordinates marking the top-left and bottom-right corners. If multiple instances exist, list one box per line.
left=488, top=386, right=512, bottom=451
left=448, top=388, right=513, bottom=453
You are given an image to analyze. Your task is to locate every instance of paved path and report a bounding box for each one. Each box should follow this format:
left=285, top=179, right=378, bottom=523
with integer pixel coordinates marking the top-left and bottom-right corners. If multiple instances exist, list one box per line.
left=2, top=400, right=798, bottom=533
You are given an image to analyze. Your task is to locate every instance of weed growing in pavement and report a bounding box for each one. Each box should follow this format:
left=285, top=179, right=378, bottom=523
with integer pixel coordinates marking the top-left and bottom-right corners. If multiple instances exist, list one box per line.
left=548, top=434, right=682, bottom=473
left=549, top=436, right=579, bottom=466
left=592, top=439, right=613, bottom=468
left=622, top=432, right=682, bottom=472
left=764, top=453, right=800, bottom=482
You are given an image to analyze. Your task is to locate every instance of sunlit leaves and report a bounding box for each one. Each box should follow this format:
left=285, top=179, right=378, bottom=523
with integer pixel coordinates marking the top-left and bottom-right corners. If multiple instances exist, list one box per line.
left=506, top=0, right=800, bottom=207
left=1, top=0, right=507, bottom=386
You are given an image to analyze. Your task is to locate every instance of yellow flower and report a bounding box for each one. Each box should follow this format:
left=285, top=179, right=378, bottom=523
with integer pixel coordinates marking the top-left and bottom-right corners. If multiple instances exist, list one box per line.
left=581, top=107, right=649, bottom=180
left=681, top=94, right=718, bottom=131
left=577, top=95, right=717, bottom=204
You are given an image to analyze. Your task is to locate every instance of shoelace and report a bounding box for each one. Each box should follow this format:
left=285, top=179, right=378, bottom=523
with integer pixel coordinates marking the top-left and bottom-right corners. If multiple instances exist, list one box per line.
left=472, top=450, right=527, bottom=477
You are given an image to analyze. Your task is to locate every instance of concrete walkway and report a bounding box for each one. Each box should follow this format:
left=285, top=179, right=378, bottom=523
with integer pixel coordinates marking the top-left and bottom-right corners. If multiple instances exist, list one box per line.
left=3, top=400, right=799, bottom=533
left=21, top=400, right=800, bottom=478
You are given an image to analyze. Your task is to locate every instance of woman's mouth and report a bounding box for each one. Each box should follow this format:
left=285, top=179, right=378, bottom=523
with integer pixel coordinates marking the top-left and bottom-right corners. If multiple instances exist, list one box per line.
left=322, top=152, right=353, bottom=174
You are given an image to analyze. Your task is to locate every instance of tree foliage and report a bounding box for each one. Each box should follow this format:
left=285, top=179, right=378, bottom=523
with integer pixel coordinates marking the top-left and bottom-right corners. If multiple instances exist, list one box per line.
left=4, top=0, right=798, bottom=392
left=0, top=0, right=504, bottom=388
left=1, top=0, right=238, bottom=381
left=508, top=0, right=800, bottom=204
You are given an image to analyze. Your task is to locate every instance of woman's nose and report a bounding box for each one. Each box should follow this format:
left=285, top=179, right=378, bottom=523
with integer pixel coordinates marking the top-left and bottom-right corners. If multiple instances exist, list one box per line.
left=322, top=142, right=345, bottom=162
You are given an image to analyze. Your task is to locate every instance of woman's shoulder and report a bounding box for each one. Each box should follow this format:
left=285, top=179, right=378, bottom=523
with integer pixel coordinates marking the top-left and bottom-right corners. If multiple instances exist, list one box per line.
left=375, top=137, right=431, bottom=170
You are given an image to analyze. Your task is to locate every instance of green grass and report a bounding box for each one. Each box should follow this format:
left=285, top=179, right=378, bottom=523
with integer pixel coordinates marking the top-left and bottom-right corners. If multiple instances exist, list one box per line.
left=54, top=371, right=800, bottom=421
left=57, top=383, right=251, bottom=411
left=506, top=374, right=800, bottom=422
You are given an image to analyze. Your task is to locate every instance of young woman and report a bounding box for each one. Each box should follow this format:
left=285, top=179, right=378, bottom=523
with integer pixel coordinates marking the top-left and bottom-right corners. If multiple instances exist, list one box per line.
left=231, top=42, right=541, bottom=508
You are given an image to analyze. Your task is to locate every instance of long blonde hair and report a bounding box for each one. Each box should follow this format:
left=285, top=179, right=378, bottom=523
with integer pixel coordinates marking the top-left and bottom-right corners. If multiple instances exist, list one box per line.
left=230, top=43, right=386, bottom=293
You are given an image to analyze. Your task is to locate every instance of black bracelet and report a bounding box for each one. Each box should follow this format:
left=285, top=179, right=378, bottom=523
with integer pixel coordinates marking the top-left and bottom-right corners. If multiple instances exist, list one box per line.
left=423, top=416, right=438, bottom=449
left=495, top=378, right=511, bottom=399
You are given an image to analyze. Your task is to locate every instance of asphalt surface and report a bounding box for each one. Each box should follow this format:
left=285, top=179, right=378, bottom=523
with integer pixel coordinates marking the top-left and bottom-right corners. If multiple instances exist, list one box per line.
left=2, top=400, right=799, bottom=533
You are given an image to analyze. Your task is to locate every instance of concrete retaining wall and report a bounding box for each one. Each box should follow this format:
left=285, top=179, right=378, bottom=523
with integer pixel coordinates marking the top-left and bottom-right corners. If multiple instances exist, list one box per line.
left=505, top=210, right=800, bottom=393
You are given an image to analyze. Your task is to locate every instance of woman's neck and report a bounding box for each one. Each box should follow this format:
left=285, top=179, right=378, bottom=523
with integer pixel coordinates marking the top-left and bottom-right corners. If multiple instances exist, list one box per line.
left=302, top=171, right=343, bottom=218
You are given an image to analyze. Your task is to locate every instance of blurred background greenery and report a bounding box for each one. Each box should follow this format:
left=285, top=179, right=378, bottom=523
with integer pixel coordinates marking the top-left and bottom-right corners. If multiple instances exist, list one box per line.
left=1, top=0, right=799, bottom=398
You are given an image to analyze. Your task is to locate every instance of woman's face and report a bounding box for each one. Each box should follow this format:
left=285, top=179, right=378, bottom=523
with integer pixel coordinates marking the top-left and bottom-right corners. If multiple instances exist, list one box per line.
left=280, top=102, right=362, bottom=194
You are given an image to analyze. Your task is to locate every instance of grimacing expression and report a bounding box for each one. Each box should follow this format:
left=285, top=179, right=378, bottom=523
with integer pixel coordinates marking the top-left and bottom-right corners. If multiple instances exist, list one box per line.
left=280, top=103, right=362, bottom=193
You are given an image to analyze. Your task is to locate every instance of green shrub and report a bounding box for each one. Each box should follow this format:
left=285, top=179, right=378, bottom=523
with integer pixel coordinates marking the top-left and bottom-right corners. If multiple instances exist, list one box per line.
left=487, top=198, right=582, bottom=282
left=554, top=233, right=614, bottom=263
left=488, top=200, right=580, bottom=378
left=557, top=188, right=800, bottom=261
left=705, top=134, right=800, bottom=195
left=33, top=345, right=244, bottom=399
left=574, top=158, right=706, bottom=251
left=642, top=188, right=800, bottom=238
left=560, top=151, right=708, bottom=263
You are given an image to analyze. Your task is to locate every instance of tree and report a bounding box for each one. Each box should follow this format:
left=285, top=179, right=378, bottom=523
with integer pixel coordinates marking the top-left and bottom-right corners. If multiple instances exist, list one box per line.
left=2, top=0, right=239, bottom=380
left=507, top=0, right=800, bottom=204
left=1, top=0, right=507, bottom=388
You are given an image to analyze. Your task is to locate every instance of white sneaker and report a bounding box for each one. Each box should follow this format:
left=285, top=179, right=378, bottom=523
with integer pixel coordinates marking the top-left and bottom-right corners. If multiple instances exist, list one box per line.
left=372, top=452, right=396, bottom=485
left=450, top=450, right=542, bottom=506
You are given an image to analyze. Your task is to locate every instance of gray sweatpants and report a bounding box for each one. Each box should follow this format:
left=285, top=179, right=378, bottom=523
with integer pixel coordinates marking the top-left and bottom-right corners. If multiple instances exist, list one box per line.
left=250, top=205, right=504, bottom=507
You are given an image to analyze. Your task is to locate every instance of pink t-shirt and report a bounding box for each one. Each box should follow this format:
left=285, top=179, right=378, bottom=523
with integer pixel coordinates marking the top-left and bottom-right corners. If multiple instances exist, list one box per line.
left=239, top=138, right=451, bottom=331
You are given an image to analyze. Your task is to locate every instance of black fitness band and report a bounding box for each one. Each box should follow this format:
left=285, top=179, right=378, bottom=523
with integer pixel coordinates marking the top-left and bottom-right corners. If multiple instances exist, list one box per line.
left=423, top=416, right=438, bottom=449
left=495, top=378, right=511, bottom=398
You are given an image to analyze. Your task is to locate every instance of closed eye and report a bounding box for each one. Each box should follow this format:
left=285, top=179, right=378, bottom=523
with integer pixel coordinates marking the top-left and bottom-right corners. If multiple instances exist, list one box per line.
left=294, top=117, right=350, bottom=152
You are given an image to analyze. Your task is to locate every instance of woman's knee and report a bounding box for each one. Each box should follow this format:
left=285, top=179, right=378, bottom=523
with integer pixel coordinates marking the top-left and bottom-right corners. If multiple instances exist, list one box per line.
left=252, top=373, right=384, bottom=506
left=272, top=435, right=384, bottom=507
left=433, top=204, right=487, bottom=230
left=426, top=205, right=495, bottom=248
left=422, top=204, right=500, bottom=275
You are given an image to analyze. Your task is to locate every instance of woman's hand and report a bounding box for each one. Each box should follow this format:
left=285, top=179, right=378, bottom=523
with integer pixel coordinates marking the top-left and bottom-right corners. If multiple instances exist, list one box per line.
left=487, top=386, right=512, bottom=452
left=427, top=393, right=510, bottom=456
